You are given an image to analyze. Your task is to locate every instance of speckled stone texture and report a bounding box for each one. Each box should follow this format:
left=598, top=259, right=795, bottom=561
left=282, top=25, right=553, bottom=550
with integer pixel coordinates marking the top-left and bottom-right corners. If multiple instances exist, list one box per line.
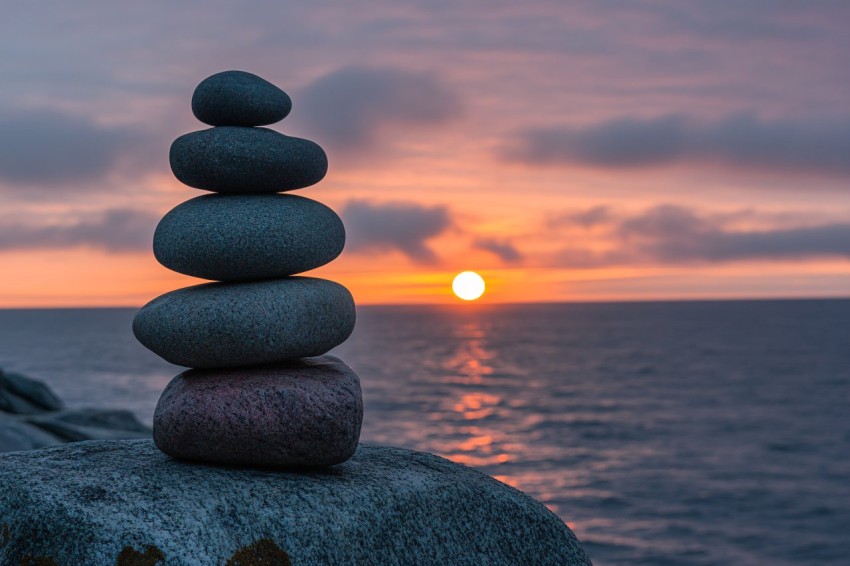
left=0, top=440, right=591, bottom=565
left=154, top=356, right=362, bottom=467
left=192, top=70, right=292, bottom=127
left=154, top=193, right=345, bottom=281
left=133, top=277, right=355, bottom=368
left=170, top=127, right=328, bottom=193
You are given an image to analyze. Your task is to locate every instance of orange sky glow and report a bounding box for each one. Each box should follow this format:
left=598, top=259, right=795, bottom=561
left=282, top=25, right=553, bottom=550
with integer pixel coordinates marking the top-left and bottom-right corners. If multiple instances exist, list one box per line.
left=1, top=3, right=849, bottom=307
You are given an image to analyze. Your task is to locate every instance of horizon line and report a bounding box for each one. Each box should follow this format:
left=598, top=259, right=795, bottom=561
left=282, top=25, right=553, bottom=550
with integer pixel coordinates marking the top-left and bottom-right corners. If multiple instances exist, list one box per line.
left=2, top=294, right=850, bottom=311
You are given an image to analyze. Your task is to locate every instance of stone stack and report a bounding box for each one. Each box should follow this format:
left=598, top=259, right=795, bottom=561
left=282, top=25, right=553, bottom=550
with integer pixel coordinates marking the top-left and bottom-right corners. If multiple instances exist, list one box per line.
left=133, top=70, right=362, bottom=468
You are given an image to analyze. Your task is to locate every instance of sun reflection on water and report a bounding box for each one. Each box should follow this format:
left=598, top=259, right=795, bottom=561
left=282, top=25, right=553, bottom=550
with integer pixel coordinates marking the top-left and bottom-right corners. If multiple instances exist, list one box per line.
left=434, top=318, right=516, bottom=467
left=346, top=308, right=586, bottom=533
left=453, top=392, right=500, bottom=420
left=441, top=321, right=495, bottom=384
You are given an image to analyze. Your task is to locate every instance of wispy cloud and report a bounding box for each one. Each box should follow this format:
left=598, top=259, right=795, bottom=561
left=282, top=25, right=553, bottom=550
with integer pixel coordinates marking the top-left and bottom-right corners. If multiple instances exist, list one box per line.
left=620, top=205, right=850, bottom=262
left=505, top=114, right=850, bottom=176
left=342, top=199, right=452, bottom=263
left=555, top=205, right=850, bottom=267
left=0, top=107, right=148, bottom=188
left=549, top=205, right=612, bottom=229
left=0, top=208, right=157, bottom=252
left=297, top=67, right=462, bottom=154
left=473, top=238, right=523, bottom=263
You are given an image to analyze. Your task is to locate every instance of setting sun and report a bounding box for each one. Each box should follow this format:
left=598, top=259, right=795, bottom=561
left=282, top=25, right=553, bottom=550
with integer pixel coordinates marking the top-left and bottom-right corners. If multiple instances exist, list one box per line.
left=452, top=271, right=486, bottom=301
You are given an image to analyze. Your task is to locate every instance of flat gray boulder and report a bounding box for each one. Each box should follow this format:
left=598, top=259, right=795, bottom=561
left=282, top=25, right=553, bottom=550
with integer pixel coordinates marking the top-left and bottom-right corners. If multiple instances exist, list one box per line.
left=0, top=369, right=63, bottom=414
left=1, top=370, right=152, bottom=453
left=28, top=409, right=152, bottom=442
left=0, top=415, right=62, bottom=452
left=0, top=440, right=590, bottom=565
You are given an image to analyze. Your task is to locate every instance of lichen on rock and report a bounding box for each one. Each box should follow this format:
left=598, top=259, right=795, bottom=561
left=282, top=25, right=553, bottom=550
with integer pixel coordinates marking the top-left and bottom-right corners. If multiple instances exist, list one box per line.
left=226, top=539, right=292, bottom=566
left=115, top=545, right=166, bottom=566
left=0, top=440, right=591, bottom=565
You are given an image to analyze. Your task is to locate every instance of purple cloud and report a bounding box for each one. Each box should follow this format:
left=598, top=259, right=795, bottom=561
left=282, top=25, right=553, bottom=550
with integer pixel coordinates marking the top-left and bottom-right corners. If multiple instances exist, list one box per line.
left=620, top=205, right=850, bottom=262
left=0, top=107, right=147, bottom=188
left=506, top=114, right=850, bottom=176
left=473, top=238, right=523, bottom=263
left=0, top=208, right=157, bottom=252
left=555, top=204, right=850, bottom=267
left=296, top=67, right=462, bottom=153
left=342, top=199, right=452, bottom=263
left=549, top=206, right=613, bottom=229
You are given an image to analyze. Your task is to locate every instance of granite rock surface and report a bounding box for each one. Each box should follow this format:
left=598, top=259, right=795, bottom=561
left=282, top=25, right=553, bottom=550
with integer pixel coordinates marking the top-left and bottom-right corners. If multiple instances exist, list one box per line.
left=192, top=70, right=292, bottom=127
left=154, top=356, right=362, bottom=467
left=154, top=193, right=345, bottom=281
left=133, top=277, right=356, bottom=368
left=170, top=127, right=328, bottom=193
left=0, top=440, right=591, bottom=565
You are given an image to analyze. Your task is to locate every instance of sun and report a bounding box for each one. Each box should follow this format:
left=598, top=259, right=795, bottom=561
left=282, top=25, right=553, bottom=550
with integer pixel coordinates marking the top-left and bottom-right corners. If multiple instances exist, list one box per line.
left=452, top=271, right=486, bottom=301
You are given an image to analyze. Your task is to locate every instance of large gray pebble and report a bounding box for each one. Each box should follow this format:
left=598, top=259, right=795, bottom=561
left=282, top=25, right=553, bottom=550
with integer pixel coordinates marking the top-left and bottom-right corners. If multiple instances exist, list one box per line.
left=154, top=194, right=345, bottom=281
left=192, top=70, right=291, bottom=127
left=133, top=278, right=355, bottom=368
left=0, top=441, right=591, bottom=565
left=170, top=127, right=327, bottom=193
left=154, top=356, right=362, bottom=468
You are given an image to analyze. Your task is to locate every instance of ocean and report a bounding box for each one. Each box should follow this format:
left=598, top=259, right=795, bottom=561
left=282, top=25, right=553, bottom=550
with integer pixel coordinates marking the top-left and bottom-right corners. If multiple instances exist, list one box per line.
left=1, top=300, right=848, bottom=565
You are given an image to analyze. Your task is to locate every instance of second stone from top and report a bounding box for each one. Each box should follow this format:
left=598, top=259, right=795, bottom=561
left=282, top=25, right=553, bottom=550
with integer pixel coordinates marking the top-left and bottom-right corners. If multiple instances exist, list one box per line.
left=170, top=127, right=328, bottom=193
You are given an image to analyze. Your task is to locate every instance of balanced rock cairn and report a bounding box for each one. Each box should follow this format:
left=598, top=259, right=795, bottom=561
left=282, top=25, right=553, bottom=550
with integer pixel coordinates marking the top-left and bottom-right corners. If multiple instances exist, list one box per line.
left=133, top=70, right=361, bottom=468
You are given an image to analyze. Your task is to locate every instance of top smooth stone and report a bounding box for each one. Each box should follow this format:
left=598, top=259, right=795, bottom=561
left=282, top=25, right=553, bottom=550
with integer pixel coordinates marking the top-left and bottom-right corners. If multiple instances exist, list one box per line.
left=192, top=70, right=292, bottom=127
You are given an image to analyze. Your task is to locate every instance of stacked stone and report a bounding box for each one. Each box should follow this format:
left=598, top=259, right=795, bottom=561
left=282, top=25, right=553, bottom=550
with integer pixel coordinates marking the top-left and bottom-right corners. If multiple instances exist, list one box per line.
left=133, top=71, right=361, bottom=468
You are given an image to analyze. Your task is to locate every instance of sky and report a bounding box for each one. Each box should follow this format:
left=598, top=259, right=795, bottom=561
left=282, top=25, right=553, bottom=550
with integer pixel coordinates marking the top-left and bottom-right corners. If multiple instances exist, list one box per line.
left=1, top=1, right=849, bottom=306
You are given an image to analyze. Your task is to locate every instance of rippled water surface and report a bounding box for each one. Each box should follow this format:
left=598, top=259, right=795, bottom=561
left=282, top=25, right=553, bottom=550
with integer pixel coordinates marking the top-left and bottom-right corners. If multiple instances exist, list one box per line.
left=1, top=300, right=848, bottom=565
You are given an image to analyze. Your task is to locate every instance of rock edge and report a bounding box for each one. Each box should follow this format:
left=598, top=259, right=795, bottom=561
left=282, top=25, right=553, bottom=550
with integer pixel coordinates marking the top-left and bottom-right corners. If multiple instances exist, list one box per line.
left=0, top=440, right=591, bottom=566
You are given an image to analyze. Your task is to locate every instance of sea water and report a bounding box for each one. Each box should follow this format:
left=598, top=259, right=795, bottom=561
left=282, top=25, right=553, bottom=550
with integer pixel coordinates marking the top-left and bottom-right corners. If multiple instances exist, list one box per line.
left=1, top=300, right=848, bottom=565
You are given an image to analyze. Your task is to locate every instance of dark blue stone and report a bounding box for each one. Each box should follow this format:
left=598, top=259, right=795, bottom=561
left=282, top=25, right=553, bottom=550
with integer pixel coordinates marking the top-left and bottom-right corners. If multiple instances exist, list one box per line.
left=154, top=194, right=345, bottom=281
left=133, top=277, right=355, bottom=368
left=192, top=70, right=292, bottom=127
left=170, top=127, right=328, bottom=193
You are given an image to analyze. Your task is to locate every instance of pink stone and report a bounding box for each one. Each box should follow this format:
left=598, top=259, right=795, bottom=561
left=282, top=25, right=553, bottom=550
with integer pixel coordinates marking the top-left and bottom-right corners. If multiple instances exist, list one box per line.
left=153, top=355, right=362, bottom=468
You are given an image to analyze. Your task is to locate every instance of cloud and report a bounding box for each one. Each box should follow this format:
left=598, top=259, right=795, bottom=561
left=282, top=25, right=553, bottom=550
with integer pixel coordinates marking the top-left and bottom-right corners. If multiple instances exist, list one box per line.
left=0, top=107, right=147, bottom=187
left=473, top=238, right=523, bottom=263
left=0, top=208, right=157, bottom=253
left=506, top=114, right=850, bottom=175
left=555, top=204, right=850, bottom=267
left=549, top=205, right=612, bottom=229
left=621, top=205, right=850, bottom=262
left=342, top=199, right=452, bottom=263
left=297, top=67, right=462, bottom=153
